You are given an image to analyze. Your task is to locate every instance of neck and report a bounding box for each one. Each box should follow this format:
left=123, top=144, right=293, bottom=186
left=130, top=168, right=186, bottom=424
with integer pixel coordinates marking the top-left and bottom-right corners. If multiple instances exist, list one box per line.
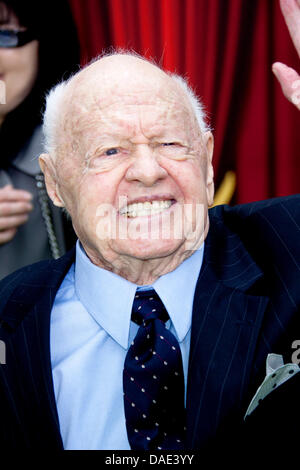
left=82, top=233, right=208, bottom=285
left=88, top=251, right=192, bottom=285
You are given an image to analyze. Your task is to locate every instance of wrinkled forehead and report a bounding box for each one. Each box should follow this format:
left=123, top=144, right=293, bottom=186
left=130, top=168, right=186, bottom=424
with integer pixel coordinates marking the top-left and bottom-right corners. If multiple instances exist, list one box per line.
left=75, top=81, right=177, bottom=112
left=59, top=58, right=199, bottom=155
left=65, top=62, right=191, bottom=127
left=74, top=91, right=188, bottom=135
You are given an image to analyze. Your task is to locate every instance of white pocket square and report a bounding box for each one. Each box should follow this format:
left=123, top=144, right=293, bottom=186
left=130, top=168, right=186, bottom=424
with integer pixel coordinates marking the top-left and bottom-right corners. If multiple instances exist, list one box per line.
left=244, top=353, right=300, bottom=419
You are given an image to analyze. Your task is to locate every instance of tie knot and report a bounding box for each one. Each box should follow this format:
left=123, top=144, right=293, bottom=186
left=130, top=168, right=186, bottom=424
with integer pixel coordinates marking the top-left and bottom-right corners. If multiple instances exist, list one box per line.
left=131, top=289, right=169, bottom=325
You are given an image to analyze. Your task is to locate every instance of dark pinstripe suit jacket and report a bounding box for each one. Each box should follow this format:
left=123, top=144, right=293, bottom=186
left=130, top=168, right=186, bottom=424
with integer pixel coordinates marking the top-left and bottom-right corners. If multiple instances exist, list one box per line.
left=0, top=195, right=299, bottom=450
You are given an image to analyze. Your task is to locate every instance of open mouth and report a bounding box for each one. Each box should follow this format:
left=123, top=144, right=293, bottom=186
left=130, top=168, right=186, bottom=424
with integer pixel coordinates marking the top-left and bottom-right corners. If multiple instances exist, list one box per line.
left=119, top=199, right=176, bottom=218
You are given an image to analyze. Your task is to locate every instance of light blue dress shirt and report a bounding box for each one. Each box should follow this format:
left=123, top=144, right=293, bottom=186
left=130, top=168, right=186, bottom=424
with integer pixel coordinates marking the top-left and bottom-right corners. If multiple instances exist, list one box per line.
left=50, top=241, right=204, bottom=450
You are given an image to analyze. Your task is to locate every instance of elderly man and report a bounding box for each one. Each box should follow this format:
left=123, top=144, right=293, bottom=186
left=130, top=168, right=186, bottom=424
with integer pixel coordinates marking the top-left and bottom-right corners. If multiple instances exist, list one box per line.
left=0, top=0, right=299, bottom=452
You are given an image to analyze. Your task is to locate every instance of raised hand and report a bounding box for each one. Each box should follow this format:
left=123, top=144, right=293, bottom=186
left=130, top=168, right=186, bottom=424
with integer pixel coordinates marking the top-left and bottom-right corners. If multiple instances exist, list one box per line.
left=0, top=185, right=33, bottom=244
left=272, top=0, right=300, bottom=110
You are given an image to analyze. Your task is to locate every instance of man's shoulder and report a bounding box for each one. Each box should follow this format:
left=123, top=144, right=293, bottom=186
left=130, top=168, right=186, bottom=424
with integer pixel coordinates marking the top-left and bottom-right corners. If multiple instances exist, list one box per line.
left=208, top=195, right=300, bottom=276
left=0, top=247, right=76, bottom=315
left=210, top=194, right=300, bottom=222
left=209, top=195, right=300, bottom=237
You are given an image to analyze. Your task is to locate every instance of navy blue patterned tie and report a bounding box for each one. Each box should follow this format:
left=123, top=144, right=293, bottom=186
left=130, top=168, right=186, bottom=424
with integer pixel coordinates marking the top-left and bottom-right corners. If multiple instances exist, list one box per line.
left=123, top=288, right=186, bottom=450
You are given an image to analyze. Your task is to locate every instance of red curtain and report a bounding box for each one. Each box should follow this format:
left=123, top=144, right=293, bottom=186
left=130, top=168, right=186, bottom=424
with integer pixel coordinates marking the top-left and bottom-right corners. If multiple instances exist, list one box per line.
left=68, top=0, right=300, bottom=204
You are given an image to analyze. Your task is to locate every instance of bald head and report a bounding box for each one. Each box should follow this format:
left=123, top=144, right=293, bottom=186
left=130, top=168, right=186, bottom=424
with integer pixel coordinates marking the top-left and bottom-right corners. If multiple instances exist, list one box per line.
left=64, top=55, right=187, bottom=151
left=74, top=53, right=172, bottom=95
left=42, top=52, right=209, bottom=161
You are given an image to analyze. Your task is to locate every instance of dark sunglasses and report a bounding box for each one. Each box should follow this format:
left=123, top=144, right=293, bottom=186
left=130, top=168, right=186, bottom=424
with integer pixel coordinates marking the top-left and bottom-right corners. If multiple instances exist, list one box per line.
left=0, top=29, right=37, bottom=48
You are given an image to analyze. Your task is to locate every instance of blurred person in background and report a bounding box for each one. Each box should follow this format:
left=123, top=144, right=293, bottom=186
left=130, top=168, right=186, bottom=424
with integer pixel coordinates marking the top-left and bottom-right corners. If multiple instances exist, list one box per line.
left=0, top=0, right=80, bottom=279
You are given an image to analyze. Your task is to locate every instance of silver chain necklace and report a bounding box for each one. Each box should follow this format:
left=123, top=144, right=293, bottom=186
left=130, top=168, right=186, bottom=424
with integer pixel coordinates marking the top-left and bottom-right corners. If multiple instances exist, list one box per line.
left=35, top=173, right=61, bottom=259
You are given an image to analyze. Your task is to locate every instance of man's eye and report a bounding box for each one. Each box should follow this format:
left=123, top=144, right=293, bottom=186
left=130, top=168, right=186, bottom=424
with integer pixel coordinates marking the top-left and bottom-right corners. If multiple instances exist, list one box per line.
left=104, top=148, right=119, bottom=156
left=162, top=142, right=176, bottom=146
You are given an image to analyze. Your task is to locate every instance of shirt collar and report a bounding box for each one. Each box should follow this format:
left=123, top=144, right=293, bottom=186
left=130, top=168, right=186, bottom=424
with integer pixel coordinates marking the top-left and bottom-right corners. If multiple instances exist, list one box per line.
left=74, top=241, right=204, bottom=349
left=152, top=246, right=204, bottom=342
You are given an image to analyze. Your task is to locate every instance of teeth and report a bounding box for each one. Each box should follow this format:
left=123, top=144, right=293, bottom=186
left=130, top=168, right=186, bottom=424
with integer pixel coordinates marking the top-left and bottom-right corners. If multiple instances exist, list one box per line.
left=120, top=200, right=172, bottom=217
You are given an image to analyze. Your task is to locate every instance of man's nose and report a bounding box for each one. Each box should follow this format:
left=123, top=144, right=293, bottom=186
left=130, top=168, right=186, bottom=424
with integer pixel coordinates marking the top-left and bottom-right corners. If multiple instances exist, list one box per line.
left=125, top=145, right=168, bottom=186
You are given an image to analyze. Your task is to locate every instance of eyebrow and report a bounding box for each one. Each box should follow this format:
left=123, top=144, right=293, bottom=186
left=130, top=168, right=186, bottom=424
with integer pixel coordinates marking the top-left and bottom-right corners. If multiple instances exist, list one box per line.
left=0, top=5, right=17, bottom=26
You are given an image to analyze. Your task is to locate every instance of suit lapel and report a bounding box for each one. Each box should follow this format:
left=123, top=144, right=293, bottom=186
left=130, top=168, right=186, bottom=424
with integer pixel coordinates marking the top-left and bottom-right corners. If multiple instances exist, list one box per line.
left=0, top=205, right=278, bottom=448
left=0, top=249, right=75, bottom=448
left=186, top=209, right=269, bottom=448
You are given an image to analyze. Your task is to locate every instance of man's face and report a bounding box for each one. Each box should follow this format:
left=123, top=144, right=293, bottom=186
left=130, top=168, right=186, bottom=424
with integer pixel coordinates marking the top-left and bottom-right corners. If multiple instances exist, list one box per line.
left=41, top=58, right=214, bottom=269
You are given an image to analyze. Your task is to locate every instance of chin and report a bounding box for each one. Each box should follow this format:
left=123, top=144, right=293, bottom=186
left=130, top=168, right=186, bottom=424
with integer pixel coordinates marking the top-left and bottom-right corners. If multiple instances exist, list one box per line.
left=113, top=238, right=184, bottom=261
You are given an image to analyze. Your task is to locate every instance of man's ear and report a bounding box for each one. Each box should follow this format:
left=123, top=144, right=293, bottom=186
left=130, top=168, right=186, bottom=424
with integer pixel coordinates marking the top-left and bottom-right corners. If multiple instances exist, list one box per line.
left=39, top=153, right=65, bottom=207
left=204, top=131, right=214, bottom=207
